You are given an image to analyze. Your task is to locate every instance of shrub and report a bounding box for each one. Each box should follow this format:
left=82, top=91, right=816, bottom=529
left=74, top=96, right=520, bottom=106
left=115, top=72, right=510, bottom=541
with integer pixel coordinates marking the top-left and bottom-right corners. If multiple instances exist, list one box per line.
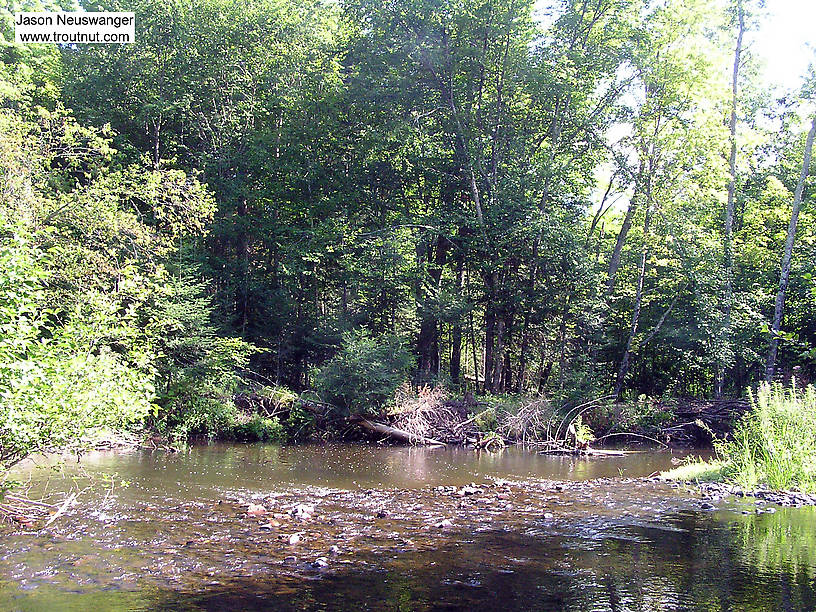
left=618, top=395, right=673, bottom=432
left=475, top=407, right=498, bottom=433
left=158, top=395, right=237, bottom=442
left=146, top=272, right=254, bottom=442
left=285, top=403, right=315, bottom=441
left=573, top=415, right=594, bottom=446
left=718, top=382, right=816, bottom=492
left=313, top=330, right=414, bottom=417
left=0, top=230, right=153, bottom=476
left=228, top=414, right=285, bottom=442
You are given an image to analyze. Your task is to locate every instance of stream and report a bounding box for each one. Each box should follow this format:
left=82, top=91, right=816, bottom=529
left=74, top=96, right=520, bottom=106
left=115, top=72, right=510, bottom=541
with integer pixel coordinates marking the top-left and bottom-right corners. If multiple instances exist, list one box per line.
left=1, top=443, right=814, bottom=611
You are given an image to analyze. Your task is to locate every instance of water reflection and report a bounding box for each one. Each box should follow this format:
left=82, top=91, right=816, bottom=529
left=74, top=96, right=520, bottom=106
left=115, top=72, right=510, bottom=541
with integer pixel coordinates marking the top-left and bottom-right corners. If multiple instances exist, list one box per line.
left=108, top=513, right=816, bottom=611
left=1, top=444, right=812, bottom=611
left=16, top=443, right=705, bottom=498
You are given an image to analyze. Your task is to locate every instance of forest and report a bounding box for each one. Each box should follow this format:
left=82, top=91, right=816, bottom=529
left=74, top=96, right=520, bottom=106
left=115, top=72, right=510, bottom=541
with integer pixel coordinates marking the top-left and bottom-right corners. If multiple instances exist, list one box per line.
left=2, top=0, right=816, bottom=460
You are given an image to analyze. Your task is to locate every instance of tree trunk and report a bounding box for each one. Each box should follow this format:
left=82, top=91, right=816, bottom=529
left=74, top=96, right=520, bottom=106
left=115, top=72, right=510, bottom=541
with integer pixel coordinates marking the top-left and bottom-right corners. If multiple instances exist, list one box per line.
left=538, top=357, right=552, bottom=394
left=151, top=115, right=162, bottom=171
left=417, top=237, right=448, bottom=380
left=450, top=250, right=465, bottom=385
left=614, top=200, right=653, bottom=399
left=514, top=89, right=569, bottom=391
left=237, top=198, right=250, bottom=336
left=716, top=0, right=744, bottom=398
left=606, top=163, right=643, bottom=298
left=469, top=305, right=480, bottom=392
left=557, top=294, right=572, bottom=391
left=482, top=271, right=498, bottom=392
left=484, top=302, right=496, bottom=392
left=765, top=114, right=816, bottom=382
left=351, top=417, right=446, bottom=446
left=492, top=315, right=506, bottom=392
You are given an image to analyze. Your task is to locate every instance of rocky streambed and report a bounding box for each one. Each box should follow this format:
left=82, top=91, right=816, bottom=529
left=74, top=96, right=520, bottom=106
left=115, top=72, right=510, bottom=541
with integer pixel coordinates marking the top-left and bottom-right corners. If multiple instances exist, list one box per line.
left=2, top=444, right=815, bottom=611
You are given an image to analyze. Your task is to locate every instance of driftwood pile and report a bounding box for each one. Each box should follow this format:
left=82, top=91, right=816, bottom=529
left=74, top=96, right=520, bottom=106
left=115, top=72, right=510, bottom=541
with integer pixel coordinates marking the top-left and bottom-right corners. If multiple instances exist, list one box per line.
left=0, top=492, right=77, bottom=528
left=233, top=388, right=751, bottom=449
left=234, top=392, right=290, bottom=418
left=657, top=398, right=750, bottom=446
left=387, top=386, right=480, bottom=446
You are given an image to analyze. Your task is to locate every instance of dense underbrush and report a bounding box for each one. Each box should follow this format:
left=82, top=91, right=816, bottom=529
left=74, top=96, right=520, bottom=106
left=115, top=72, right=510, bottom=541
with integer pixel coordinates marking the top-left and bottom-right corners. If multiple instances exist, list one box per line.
left=662, top=383, right=816, bottom=493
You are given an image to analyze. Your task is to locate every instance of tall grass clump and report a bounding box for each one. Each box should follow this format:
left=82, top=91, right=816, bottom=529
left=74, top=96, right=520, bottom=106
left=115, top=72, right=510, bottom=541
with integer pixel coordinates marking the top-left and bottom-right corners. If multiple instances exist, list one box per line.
left=719, top=382, right=816, bottom=492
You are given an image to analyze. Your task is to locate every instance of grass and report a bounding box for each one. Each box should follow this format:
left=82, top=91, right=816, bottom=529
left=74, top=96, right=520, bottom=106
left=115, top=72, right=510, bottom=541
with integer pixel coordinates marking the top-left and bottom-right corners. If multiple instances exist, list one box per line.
left=660, top=382, right=816, bottom=493
left=722, top=382, right=816, bottom=492
left=659, top=457, right=725, bottom=483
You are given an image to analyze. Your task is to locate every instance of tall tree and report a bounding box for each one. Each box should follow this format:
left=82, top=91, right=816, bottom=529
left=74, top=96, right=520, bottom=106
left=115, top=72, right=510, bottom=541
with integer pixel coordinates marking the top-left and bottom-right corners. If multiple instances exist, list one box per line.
left=716, top=0, right=746, bottom=398
left=765, top=110, right=816, bottom=381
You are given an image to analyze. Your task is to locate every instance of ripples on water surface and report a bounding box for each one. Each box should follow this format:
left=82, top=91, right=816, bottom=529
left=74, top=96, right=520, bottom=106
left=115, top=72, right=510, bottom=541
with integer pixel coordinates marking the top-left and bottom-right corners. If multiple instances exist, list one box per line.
left=1, top=443, right=814, bottom=611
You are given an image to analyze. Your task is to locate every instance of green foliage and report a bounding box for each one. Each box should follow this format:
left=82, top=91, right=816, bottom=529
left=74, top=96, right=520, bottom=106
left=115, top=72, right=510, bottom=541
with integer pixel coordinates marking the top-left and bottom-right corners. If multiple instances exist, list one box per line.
left=0, top=227, right=153, bottom=473
left=718, top=383, right=816, bottom=492
left=144, top=270, right=254, bottom=441
left=572, top=415, right=594, bottom=446
left=314, top=330, right=414, bottom=416
left=3, top=0, right=816, bottom=461
left=622, top=395, right=674, bottom=431
left=659, top=457, right=725, bottom=483
left=1, top=36, right=253, bottom=468
left=474, top=407, right=498, bottom=434
left=228, top=414, right=285, bottom=443
left=285, top=403, right=316, bottom=441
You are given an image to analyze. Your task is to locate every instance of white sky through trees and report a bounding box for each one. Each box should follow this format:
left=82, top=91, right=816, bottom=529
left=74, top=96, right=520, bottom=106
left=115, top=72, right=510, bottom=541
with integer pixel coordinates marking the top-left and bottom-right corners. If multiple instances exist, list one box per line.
left=751, top=0, right=816, bottom=92
left=534, top=0, right=816, bottom=92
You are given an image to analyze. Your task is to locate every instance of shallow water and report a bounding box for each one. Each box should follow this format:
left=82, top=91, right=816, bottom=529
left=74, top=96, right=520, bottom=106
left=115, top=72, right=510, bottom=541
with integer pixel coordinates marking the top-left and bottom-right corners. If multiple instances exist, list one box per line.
left=1, top=443, right=814, bottom=611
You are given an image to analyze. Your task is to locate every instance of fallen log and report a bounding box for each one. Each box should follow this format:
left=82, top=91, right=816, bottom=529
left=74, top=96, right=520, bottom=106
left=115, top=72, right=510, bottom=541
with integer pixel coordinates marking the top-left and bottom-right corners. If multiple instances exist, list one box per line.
left=350, top=416, right=447, bottom=447
left=539, top=448, right=627, bottom=457
left=43, top=492, right=77, bottom=528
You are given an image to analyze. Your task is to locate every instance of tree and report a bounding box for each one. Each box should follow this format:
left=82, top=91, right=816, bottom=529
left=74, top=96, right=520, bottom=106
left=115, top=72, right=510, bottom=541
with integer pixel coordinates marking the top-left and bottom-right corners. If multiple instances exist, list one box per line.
left=765, top=108, right=816, bottom=381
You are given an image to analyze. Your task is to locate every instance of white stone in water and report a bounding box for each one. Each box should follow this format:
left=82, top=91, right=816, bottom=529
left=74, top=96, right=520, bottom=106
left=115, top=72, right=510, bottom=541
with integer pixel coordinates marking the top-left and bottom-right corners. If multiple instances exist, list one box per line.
left=247, top=503, right=267, bottom=517
left=291, top=504, right=315, bottom=519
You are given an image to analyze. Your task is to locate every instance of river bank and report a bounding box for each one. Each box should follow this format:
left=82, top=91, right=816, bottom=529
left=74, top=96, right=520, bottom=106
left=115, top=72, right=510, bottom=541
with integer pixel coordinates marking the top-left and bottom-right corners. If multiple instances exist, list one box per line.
left=228, top=388, right=752, bottom=449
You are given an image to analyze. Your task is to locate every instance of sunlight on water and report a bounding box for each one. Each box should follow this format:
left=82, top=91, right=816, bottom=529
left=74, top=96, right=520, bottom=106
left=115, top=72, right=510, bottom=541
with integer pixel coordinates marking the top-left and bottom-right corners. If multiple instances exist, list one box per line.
left=1, top=444, right=812, bottom=611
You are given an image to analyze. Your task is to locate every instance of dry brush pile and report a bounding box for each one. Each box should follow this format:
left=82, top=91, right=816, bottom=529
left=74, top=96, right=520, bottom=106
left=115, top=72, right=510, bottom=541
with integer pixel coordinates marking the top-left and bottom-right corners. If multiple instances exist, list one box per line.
left=389, top=385, right=475, bottom=444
